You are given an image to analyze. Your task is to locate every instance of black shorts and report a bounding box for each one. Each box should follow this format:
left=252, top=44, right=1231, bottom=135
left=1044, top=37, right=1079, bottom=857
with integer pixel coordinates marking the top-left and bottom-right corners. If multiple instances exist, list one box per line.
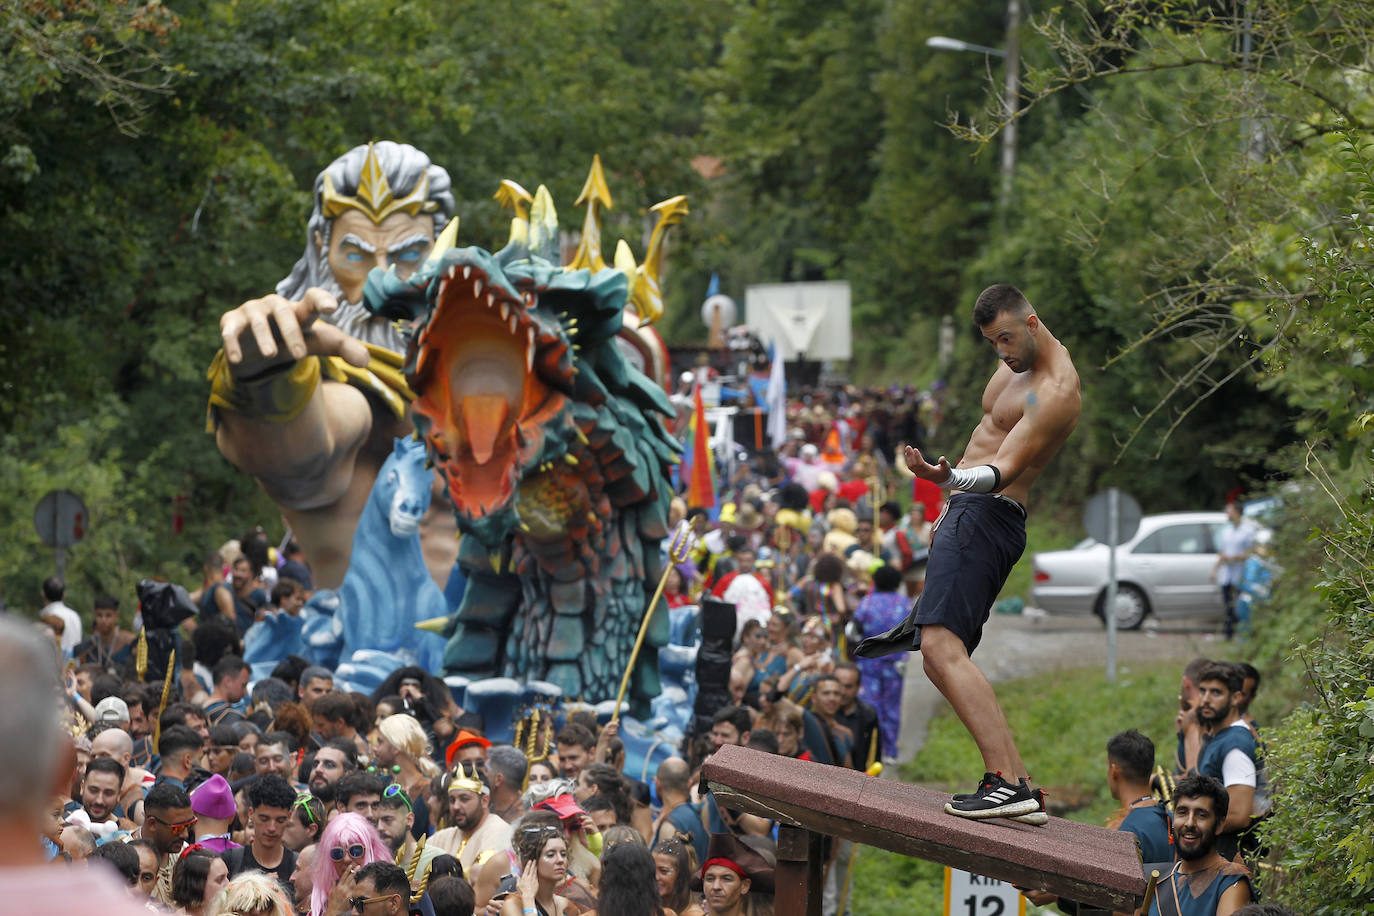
left=912, top=493, right=1026, bottom=655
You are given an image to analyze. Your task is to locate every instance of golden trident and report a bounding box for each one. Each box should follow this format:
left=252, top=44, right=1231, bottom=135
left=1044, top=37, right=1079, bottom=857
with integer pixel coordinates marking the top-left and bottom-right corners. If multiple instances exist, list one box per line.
left=612, top=521, right=696, bottom=722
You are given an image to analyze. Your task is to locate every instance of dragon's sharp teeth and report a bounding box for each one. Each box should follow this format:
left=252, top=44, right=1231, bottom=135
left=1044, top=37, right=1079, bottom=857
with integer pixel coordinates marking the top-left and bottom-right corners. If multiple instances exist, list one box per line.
left=509, top=314, right=518, bottom=334
left=500, top=302, right=510, bottom=322
left=474, top=279, right=483, bottom=298
left=487, top=293, right=497, bottom=309
left=446, top=266, right=456, bottom=280
left=463, top=266, right=471, bottom=280
left=526, top=338, right=534, bottom=372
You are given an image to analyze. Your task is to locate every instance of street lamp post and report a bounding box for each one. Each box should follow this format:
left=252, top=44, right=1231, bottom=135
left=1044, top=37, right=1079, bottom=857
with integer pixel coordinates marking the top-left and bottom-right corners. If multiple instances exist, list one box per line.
left=926, top=0, right=1021, bottom=209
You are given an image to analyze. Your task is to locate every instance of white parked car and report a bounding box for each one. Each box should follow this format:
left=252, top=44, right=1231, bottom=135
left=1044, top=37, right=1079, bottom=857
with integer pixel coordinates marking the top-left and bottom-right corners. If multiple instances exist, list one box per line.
left=1029, top=511, right=1262, bottom=629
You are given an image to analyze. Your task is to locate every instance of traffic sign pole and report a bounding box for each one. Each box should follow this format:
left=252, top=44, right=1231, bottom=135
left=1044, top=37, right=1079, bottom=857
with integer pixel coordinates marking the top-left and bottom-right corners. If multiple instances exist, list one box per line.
left=1105, top=488, right=1118, bottom=683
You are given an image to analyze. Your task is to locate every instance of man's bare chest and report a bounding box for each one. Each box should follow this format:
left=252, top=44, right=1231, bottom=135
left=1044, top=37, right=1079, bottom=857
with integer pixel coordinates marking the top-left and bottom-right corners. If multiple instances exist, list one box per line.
left=986, top=377, right=1033, bottom=432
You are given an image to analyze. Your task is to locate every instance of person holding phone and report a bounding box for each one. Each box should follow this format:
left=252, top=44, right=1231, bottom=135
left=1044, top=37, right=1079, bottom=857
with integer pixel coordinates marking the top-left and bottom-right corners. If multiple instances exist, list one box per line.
left=500, top=823, right=577, bottom=916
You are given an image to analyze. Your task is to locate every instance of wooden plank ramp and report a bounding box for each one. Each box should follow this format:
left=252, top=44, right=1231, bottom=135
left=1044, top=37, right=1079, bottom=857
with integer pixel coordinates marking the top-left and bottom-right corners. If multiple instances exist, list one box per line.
left=703, top=745, right=1147, bottom=913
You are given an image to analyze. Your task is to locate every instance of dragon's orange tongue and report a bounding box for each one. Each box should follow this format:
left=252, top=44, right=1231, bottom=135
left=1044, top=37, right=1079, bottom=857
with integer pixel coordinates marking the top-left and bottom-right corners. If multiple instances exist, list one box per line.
left=461, top=394, right=509, bottom=465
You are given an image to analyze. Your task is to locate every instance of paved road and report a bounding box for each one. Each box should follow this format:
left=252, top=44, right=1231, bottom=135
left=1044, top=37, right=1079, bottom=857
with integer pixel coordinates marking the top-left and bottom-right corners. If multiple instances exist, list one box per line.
left=894, top=610, right=1222, bottom=763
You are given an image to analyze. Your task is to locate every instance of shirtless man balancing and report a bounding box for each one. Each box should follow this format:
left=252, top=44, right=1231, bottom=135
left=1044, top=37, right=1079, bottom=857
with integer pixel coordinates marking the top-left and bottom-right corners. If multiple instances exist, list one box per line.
left=855, top=284, right=1081, bottom=821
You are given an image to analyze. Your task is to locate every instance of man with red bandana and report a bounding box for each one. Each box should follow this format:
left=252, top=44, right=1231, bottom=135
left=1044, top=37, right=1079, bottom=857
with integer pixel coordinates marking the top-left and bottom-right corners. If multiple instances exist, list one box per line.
left=695, top=834, right=773, bottom=916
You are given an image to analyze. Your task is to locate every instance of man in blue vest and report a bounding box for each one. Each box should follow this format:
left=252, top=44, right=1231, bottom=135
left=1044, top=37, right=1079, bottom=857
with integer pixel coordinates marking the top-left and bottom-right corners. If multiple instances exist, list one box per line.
left=1194, top=662, right=1267, bottom=859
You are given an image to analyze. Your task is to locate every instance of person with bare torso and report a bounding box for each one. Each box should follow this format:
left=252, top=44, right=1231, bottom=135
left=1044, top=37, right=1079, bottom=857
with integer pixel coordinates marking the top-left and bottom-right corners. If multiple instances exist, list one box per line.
left=855, top=284, right=1081, bottom=821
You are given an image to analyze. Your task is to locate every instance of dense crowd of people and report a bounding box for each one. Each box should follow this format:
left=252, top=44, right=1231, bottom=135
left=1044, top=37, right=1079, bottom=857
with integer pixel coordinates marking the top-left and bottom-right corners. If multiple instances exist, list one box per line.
left=2, top=377, right=1288, bottom=916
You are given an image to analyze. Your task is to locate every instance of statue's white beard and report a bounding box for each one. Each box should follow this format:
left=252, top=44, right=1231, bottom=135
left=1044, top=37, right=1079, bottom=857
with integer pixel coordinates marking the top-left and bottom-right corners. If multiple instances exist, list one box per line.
left=315, top=274, right=407, bottom=355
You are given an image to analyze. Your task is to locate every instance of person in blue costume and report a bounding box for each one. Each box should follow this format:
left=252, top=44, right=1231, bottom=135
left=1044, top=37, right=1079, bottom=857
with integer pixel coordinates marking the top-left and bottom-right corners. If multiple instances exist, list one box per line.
left=851, top=563, right=909, bottom=760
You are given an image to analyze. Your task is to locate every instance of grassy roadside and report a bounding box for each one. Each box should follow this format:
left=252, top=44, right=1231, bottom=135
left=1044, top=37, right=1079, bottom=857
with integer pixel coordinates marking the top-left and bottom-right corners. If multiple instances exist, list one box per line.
left=851, top=660, right=1189, bottom=915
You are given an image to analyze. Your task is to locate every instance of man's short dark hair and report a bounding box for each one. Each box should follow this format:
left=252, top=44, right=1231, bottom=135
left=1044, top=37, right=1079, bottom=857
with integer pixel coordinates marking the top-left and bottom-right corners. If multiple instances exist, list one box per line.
left=91, top=840, right=140, bottom=884
left=161, top=702, right=205, bottom=731
left=1172, top=774, right=1229, bottom=823
left=711, top=705, right=753, bottom=739
left=311, top=692, right=354, bottom=725
left=93, top=594, right=119, bottom=613
left=1236, top=662, right=1260, bottom=691
left=834, top=661, right=860, bottom=682
left=685, top=507, right=709, bottom=522
left=357, top=862, right=411, bottom=899
left=145, top=782, right=192, bottom=814
left=486, top=745, right=527, bottom=787
left=1198, top=662, right=1243, bottom=695
left=212, top=654, right=249, bottom=687
left=300, top=666, right=334, bottom=689
left=746, top=728, right=780, bottom=755
left=271, top=578, right=304, bottom=605
left=159, top=724, right=204, bottom=759
left=972, top=284, right=1032, bottom=326
left=270, top=656, right=309, bottom=690
left=90, top=675, right=123, bottom=705
left=583, top=795, right=615, bottom=816
left=262, top=729, right=297, bottom=753
left=247, top=773, right=297, bottom=810
left=42, top=576, right=65, bottom=602
left=555, top=723, right=596, bottom=752
left=335, top=770, right=385, bottom=808
left=321, top=736, right=360, bottom=769
left=878, top=501, right=901, bottom=520
left=1183, top=657, right=1213, bottom=686
left=1106, top=729, right=1155, bottom=782
left=209, top=723, right=239, bottom=747
left=86, top=755, right=127, bottom=787
left=428, top=875, right=476, bottom=916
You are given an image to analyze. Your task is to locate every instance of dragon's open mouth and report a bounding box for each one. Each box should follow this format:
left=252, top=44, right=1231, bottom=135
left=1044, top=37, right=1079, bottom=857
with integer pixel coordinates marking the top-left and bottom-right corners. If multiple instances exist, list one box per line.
left=409, top=259, right=571, bottom=519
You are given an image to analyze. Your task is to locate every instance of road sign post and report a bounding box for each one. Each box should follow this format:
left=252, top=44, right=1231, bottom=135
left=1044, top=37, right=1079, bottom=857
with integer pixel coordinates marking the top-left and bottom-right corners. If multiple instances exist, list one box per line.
left=1084, top=488, right=1142, bottom=683
left=34, top=489, right=89, bottom=579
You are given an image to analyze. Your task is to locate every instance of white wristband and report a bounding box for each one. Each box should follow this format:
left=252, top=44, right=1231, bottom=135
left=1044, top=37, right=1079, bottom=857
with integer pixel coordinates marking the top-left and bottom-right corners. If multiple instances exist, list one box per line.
left=939, top=464, right=1001, bottom=493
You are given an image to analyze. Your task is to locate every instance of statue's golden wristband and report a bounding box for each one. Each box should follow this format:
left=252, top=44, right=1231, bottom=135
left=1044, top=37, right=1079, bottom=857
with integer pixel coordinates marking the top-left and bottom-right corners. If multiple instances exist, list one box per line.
left=205, top=350, right=320, bottom=431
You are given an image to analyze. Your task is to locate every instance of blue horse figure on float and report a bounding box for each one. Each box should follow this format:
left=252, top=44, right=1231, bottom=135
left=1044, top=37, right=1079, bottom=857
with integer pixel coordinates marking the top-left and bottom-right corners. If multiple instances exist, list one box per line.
left=245, top=436, right=447, bottom=676
left=334, top=435, right=448, bottom=671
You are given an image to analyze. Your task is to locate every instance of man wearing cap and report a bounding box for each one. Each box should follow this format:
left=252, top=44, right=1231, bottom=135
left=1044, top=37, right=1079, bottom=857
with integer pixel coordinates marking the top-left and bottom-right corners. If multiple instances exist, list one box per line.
left=430, top=765, right=512, bottom=874
left=445, top=728, right=491, bottom=772
left=190, top=773, right=242, bottom=853
left=94, top=695, right=132, bottom=728
left=695, top=833, right=774, bottom=916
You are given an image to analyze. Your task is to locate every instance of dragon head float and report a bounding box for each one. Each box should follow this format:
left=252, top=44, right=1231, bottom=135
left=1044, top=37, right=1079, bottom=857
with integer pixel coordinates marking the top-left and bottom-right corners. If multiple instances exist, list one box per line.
left=361, top=158, right=687, bottom=709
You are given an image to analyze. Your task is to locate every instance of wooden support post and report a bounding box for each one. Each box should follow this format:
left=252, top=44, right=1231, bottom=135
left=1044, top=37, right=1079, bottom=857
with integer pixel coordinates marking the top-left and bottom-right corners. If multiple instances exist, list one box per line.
left=776, top=825, right=824, bottom=916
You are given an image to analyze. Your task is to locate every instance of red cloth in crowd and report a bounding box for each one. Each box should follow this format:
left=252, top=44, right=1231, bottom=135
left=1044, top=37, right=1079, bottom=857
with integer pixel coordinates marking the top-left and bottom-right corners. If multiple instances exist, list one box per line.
left=710, top=571, right=775, bottom=607
left=837, top=478, right=869, bottom=505
left=912, top=477, right=944, bottom=522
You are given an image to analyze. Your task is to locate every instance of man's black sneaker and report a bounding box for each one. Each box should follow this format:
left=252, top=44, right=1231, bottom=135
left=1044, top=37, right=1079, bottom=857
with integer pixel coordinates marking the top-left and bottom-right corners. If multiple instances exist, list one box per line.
left=1009, top=786, right=1048, bottom=825
left=950, top=771, right=1000, bottom=802
left=945, top=773, right=1040, bottom=819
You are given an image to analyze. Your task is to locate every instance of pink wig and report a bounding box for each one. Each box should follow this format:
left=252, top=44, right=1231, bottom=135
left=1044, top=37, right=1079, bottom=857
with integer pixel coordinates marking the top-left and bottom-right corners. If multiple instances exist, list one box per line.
left=310, top=812, right=391, bottom=915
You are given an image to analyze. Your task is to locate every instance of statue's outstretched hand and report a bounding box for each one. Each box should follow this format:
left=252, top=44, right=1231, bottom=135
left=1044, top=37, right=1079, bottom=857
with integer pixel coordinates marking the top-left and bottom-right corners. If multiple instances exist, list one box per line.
left=903, top=445, right=952, bottom=484
left=220, top=287, right=370, bottom=377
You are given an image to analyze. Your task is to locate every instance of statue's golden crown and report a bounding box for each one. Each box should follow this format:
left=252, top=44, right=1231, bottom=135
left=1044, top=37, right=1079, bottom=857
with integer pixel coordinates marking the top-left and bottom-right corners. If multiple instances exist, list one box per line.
left=321, top=141, right=439, bottom=224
